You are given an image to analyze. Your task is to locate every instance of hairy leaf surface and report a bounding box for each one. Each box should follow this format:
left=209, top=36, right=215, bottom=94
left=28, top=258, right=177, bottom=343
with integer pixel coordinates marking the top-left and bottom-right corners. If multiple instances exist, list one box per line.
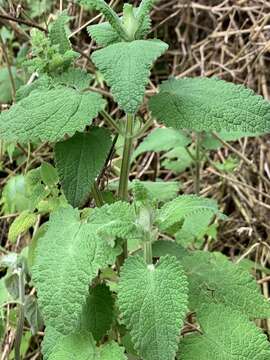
left=149, top=77, right=270, bottom=132
left=80, top=284, right=114, bottom=341
left=118, top=255, right=188, bottom=360
left=0, top=87, right=105, bottom=142
left=182, top=251, right=270, bottom=318
left=156, top=195, right=221, bottom=232
left=92, top=40, right=168, bottom=113
left=49, top=10, right=71, bottom=54
left=179, top=304, right=270, bottom=360
left=32, top=206, right=119, bottom=334
left=55, top=128, right=112, bottom=207
left=81, top=0, right=128, bottom=41
left=49, top=331, right=127, bottom=360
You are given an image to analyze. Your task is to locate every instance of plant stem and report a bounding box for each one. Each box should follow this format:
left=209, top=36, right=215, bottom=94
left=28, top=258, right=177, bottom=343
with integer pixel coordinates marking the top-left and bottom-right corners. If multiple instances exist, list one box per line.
left=117, top=114, right=134, bottom=266
left=143, top=241, right=153, bottom=265
left=118, top=113, right=134, bottom=201
left=91, top=182, right=104, bottom=207
left=194, top=131, right=201, bottom=195
left=14, top=266, right=25, bottom=360
left=100, top=110, right=122, bottom=134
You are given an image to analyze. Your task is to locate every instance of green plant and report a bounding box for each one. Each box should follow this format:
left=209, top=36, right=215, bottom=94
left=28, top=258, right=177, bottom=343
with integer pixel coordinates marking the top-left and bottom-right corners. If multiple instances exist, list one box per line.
left=1, top=1, right=270, bottom=359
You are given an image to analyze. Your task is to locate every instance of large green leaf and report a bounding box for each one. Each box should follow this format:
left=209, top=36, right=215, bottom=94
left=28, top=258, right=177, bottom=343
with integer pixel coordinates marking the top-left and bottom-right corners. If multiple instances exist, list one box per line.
left=55, top=128, right=112, bottom=207
left=79, top=284, right=114, bottom=341
left=179, top=304, right=270, bottom=360
left=32, top=206, right=119, bottom=334
left=156, top=195, right=221, bottom=232
left=49, top=331, right=127, bottom=360
left=181, top=251, right=270, bottom=319
left=149, top=77, right=270, bottom=132
left=118, top=255, right=188, bottom=360
left=0, top=87, right=105, bottom=142
left=92, top=40, right=168, bottom=113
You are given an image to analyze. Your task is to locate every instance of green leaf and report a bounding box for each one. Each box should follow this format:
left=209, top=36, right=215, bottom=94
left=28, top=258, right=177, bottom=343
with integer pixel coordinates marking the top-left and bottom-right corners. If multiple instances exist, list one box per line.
left=175, top=210, right=215, bottom=247
left=87, top=7, right=151, bottom=47
left=156, top=195, right=221, bottom=232
left=40, top=162, right=59, bottom=187
left=24, top=294, right=43, bottom=335
left=149, top=77, right=270, bottom=132
left=152, top=240, right=189, bottom=261
left=0, top=66, right=23, bottom=104
left=130, top=180, right=180, bottom=202
left=81, top=0, right=128, bottom=41
left=48, top=331, right=127, bottom=360
left=32, top=206, right=120, bottom=334
left=181, top=251, right=270, bottom=319
left=179, top=304, right=270, bottom=360
left=49, top=10, right=71, bottom=54
left=88, top=201, right=138, bottom=246
left=162, top=146, right=194, bottom=174
left=88, top=22, right=121, bottom=47
left=132, top=127, right=190, bottom=159
left=118, top=255, right=189, bottom=360
left=135, top=0, right=154, bottom=38
left=55, top=128, right=112, bottom=207
left=1, top=175, right=31, bottom=214
left=8, top=210, right=37, bottom=243
left=0, top=87, right=106, bottom=143
left=92, top=40, right=168, bottom=113
left=80, top=284, right=114, bottom=341
left=52, top=68, right=93, bottom=90
left=16, top=75, right=52, bottom=102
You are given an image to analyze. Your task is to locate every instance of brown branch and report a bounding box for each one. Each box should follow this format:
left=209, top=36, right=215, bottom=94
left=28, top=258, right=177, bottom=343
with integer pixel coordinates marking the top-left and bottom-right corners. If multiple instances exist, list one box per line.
left=0, top=12, right=48, bottom=33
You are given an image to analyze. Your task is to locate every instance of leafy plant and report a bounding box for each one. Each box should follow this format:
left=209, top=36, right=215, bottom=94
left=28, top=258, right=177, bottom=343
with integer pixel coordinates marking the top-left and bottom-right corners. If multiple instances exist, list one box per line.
left=1, top=1, right=270, bottom=359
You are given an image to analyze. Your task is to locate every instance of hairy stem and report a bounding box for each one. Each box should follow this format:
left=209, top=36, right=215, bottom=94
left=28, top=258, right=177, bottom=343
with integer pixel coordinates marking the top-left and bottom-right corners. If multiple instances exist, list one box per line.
left=118, top=114, right=134, bottom=201
left=91, top=182, right=104, bottom=207
left=100, top=110, right=122, bottom=134
left=143, top=240, right=153, bottom=265
left=14, top=266, right=25, bottom=360
left=117, top=114, right=134, bottom=266
left=194, top=132, right=201, bottom=195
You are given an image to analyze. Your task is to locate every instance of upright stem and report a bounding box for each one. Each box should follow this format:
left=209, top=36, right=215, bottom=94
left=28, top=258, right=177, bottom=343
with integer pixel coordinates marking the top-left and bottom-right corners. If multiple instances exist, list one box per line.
left=194, top=131, right=201, bottom=195
left=117, top=114, right=134, bottom=265
left=143, top=241, right=153, bottom=265
left=118, top=114, right=134, bottom=201
left=14, top=266, right=25, bottom=360
left=91, top=182, right=104, bottom=207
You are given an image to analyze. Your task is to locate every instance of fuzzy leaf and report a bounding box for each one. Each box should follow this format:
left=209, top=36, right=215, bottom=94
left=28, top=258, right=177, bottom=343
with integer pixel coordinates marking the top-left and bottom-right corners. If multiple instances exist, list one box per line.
left=8, top=211, right=37, bottom=243
left=79, top=284, right=114, bottom=341
left=156, top=195, right=221, bottom=232
left=179, top=304, right=270, bottom=360
left=55, top=128, right=112, bottom=207
left=32, top=206, right=119, bottom=334
left=49, top=331, right=127, bottom=360
left=92, top=40, right=168, bottom=113
left=0, top=87, right=105, bottom=143
left=81, top=0, right=128, bottom=41
left=118, top=255, right=189, bottom=360
left=130, top=180, right=180, bottom=202
left=133, top=127, right=190, bottom=159
left=135, top=0, right=154, bottom=38
left=52, top=68, right=93, bottom=90
left=88, top=201, right=138, bottom=245
left=49, top=10, right=71, bottom=54
left=88, top=7, right=151, bottom=47
left=149, top=77, right=270, bottom=132
left=181, top=251, right=270, bottom=319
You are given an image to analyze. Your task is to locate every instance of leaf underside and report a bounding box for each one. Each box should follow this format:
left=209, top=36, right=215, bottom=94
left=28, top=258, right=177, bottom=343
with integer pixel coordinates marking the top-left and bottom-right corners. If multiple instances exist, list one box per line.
left=0, top=87, right=105, bottom=143
left=179, top=304, right=270, bottom=360
left=32, top=206, right=119, bottom=335
left=149, top=77, right=270, bottom=132
left=118, top=255, right=189, bottom=360
left=92, top=39, right=168, bottom=113
left=55, top=128, right=112, bottom=207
